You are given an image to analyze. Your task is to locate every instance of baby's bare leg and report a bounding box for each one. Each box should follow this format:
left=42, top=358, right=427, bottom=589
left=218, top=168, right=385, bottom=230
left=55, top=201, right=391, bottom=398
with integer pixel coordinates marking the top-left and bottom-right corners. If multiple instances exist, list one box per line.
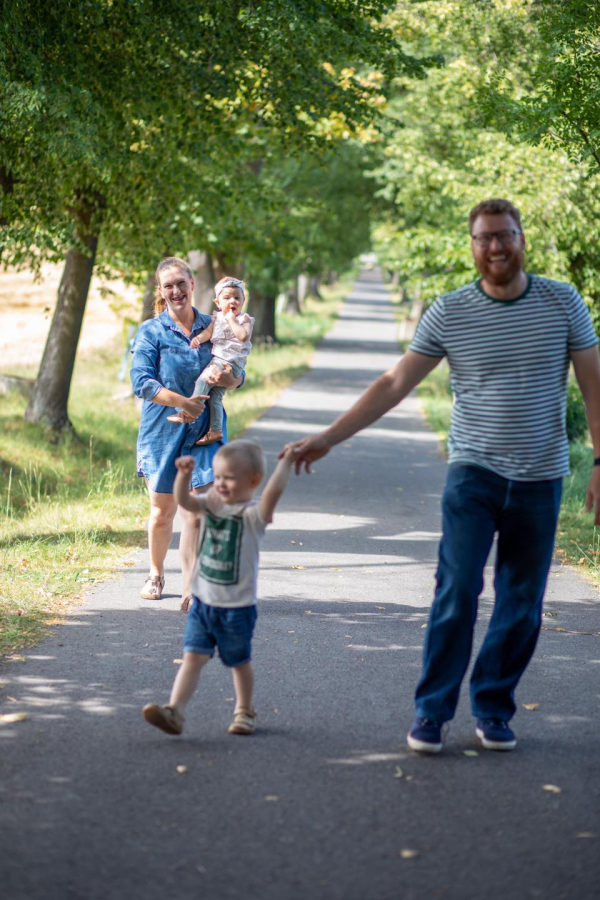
left=232, top=662, right=254, bottom=712
left=170, top=652, right=210, bottom=712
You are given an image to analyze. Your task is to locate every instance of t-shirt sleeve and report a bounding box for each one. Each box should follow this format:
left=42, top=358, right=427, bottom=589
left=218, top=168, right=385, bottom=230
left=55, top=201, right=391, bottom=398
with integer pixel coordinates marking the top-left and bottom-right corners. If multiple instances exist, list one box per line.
left=243, top=502, right=267, bottom=536
left=566, top=287, right=599, bottom=351
left=409, top=297, right=447, bottom=358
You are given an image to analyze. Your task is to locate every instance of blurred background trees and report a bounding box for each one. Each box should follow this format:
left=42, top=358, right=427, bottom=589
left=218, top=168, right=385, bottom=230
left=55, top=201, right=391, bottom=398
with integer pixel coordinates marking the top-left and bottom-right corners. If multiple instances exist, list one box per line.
left=1, top=0, right=598, bottom=433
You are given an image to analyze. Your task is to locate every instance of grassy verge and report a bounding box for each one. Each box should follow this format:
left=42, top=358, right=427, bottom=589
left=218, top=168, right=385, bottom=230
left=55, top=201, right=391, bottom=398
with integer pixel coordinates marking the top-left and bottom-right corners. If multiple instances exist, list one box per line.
left=417, top=365, right=599, bottom=584
left=0, top=276, right=351, bottom=655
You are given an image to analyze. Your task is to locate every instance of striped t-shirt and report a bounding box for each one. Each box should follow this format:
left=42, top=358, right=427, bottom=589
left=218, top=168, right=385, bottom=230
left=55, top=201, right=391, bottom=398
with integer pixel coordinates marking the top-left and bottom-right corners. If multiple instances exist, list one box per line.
left=410, top=275, right=598, bottom=481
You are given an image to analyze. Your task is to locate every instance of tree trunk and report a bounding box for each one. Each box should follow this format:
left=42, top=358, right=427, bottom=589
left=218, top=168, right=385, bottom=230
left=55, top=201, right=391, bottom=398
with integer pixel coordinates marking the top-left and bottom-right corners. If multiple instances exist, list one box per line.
left=25, top=198, right=100, bottom=433
left=251, top=291, right=277, bottom=342
left=284, top=281, right=301, bottom=315
left=188, top=250, right=216, bottom=315
left=140, top=273, right=156, bottom=322
left=307, top=276, right=323, bottom=300
left=212, top=252, right=244, bottom=282
left=297, top=274, right=309, bottom=306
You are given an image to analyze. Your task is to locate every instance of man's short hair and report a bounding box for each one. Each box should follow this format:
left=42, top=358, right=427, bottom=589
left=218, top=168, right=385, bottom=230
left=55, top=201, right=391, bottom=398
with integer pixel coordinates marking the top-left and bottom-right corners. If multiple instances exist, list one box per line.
left=216, top=440, right=266, bottom=480
left=469, top=199, right=522, bottom=232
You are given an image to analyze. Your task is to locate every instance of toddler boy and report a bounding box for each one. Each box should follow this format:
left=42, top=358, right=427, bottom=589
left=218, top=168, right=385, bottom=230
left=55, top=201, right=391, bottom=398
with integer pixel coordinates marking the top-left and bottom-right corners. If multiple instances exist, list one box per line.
left=142, top=439, right=301, bottom=736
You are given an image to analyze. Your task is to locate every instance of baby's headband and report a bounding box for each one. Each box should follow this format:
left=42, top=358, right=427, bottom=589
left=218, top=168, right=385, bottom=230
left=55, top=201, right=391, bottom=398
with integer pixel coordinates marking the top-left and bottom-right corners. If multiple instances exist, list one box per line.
left=216, top=279, right=245, bottom=298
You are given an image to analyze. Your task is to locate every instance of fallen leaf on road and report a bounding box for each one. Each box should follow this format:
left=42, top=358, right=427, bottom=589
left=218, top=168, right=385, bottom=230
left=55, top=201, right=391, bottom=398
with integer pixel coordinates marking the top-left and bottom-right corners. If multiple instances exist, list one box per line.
left=421, top=624, right=428, bottom=629
left=405, top=776, right=414, bottom=781
left=331, top=568, right=341, bottom=571
left=542, top=784, right=562, bottom=794
left=522, top=703, right=540, bottom=711
left=543, top=612, right=558, bottom=618
left=463, top=750, right=479, bottom=757
left=394, top=767, right=404, bottom=778
left=0, top=712, right=28, bottom=725
left=304, top=610, right=311, bottom=614
left=176, top=766, right=188, bottom=774
left=376, top=606, right=385, bottom=610
left=265, top=795, right=279, bottom=802
left=290, top=540, right=297, bottom=545
left=400, top=849, right=419, bottom=859
left=173, top=658, right=183, bottom=664
left=291, top=566, right=307, bottom=570
left=576, top=832, right=597, bottom=839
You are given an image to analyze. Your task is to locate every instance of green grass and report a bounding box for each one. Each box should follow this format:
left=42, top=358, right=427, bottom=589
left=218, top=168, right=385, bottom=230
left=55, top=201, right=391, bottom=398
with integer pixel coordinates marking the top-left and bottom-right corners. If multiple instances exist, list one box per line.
left=417, top=365, right=599, bottom=584
left=0, top=276, right=349, bottom=655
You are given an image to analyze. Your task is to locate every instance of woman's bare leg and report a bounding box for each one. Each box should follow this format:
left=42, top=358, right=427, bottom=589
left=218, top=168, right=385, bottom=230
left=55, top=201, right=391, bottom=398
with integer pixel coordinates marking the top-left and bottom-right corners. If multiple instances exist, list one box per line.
left=179, top=484, right=211, bottom=599
left=146, top=486, right=178, bottom=577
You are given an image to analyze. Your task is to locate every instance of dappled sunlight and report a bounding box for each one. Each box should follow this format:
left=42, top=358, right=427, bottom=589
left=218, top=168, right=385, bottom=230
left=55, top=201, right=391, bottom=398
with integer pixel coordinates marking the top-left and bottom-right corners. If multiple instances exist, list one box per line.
left=252, top=415, right=440, bottom=443
left=268, top=512, right=375, bottom=531
left=327, top=751, right=408, bottom=766
left=347, top=643, right=421, bottom=652
left=372, top=530, right=441, bottom=542
left=544, top=715, right=591, bottom=724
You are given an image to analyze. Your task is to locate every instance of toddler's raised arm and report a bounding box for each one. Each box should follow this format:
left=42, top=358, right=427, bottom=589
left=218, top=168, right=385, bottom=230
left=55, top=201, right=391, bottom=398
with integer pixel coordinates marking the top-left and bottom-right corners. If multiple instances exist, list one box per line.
left=259, top=446, right=303, bottom=523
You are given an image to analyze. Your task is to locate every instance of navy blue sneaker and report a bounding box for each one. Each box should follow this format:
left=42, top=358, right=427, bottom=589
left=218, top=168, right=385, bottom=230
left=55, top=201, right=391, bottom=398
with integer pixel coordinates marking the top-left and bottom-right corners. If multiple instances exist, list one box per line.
left=407, top=717, right=443, bottom=753
left=476, top=718, right=517, bottom=751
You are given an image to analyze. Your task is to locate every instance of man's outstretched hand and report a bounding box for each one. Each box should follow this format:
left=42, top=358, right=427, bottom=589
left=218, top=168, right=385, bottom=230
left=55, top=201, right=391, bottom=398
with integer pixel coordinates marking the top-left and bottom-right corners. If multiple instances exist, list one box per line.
left=279, top=434, right=332, bottom=474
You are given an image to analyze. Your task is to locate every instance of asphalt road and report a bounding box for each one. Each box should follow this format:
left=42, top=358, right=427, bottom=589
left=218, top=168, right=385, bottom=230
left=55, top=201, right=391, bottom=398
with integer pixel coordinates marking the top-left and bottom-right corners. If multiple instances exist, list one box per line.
left=1, top=269, right=599, bottom=900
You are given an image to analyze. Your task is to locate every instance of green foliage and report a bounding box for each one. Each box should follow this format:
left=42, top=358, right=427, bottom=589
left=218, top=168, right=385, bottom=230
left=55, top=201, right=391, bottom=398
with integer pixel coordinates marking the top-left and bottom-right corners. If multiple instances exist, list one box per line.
left=565, top=380, right=589, bottom=444
left=368, top=0, right=600, bottom=332
left=482, top=0, right=600, bottom=172
left=0, top=1, right=425, bottom=278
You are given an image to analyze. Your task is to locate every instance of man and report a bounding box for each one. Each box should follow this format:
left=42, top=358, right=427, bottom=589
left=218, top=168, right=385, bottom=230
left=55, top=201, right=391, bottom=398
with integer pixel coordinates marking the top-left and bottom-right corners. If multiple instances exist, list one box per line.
left=288, top=198, right=600, bottom=753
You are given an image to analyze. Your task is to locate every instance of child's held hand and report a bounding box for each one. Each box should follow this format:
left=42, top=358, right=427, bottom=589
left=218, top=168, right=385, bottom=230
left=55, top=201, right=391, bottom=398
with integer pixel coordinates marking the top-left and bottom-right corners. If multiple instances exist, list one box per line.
left=281, top=443, right=304, bottom=464
left=175, top=455, right=196, bottom=476
left=190, top=335, right=202, bottom=348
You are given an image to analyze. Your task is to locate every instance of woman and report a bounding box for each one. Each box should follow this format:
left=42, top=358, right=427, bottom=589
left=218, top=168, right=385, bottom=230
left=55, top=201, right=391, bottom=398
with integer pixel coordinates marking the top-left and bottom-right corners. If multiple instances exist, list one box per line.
left=130, top=256, right=242, bottom=610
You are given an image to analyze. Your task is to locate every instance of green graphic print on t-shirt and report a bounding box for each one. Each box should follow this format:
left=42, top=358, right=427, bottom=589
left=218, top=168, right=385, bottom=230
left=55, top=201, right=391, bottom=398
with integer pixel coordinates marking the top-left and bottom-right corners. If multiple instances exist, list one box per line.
left=198, top=511, right=243, bottom=585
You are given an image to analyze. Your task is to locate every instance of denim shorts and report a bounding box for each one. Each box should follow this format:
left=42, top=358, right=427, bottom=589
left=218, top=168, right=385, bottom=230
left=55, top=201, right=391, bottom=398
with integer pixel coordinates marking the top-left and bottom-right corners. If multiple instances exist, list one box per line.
left=183, top=598, right=257, bottom=667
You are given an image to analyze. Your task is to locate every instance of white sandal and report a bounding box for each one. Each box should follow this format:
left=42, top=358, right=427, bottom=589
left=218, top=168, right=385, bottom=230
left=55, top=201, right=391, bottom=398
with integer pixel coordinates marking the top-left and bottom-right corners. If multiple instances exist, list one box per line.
left=140, top=575, right=165, bottom=600
left=228, top=708, right=257, bottom=735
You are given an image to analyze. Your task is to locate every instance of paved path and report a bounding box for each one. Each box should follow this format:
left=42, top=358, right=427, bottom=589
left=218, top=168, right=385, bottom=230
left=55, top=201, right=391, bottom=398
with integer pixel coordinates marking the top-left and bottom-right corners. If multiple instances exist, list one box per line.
left=1, top=269, right=599, bottom=900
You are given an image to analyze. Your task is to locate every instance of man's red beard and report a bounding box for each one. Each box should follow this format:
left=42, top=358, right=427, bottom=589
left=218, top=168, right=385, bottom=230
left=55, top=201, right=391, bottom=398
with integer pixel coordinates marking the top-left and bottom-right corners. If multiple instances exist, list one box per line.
left=476, top=247, right=525, bottom=286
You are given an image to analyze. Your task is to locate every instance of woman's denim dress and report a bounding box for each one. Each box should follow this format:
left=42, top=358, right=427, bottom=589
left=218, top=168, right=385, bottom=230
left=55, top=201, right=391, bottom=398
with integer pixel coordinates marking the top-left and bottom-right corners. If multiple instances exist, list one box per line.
left=130, top=309, right=228, bottom=493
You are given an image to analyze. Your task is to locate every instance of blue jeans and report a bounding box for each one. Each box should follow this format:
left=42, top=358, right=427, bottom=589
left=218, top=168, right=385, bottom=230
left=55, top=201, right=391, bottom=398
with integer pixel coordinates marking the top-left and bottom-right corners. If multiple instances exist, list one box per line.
left=415, top=465, right=562, bottom=723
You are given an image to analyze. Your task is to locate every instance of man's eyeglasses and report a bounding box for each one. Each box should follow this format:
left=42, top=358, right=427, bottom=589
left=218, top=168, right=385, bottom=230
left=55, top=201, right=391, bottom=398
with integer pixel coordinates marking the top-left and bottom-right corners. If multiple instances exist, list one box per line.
left=471, top=229, right=522, bottom=247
